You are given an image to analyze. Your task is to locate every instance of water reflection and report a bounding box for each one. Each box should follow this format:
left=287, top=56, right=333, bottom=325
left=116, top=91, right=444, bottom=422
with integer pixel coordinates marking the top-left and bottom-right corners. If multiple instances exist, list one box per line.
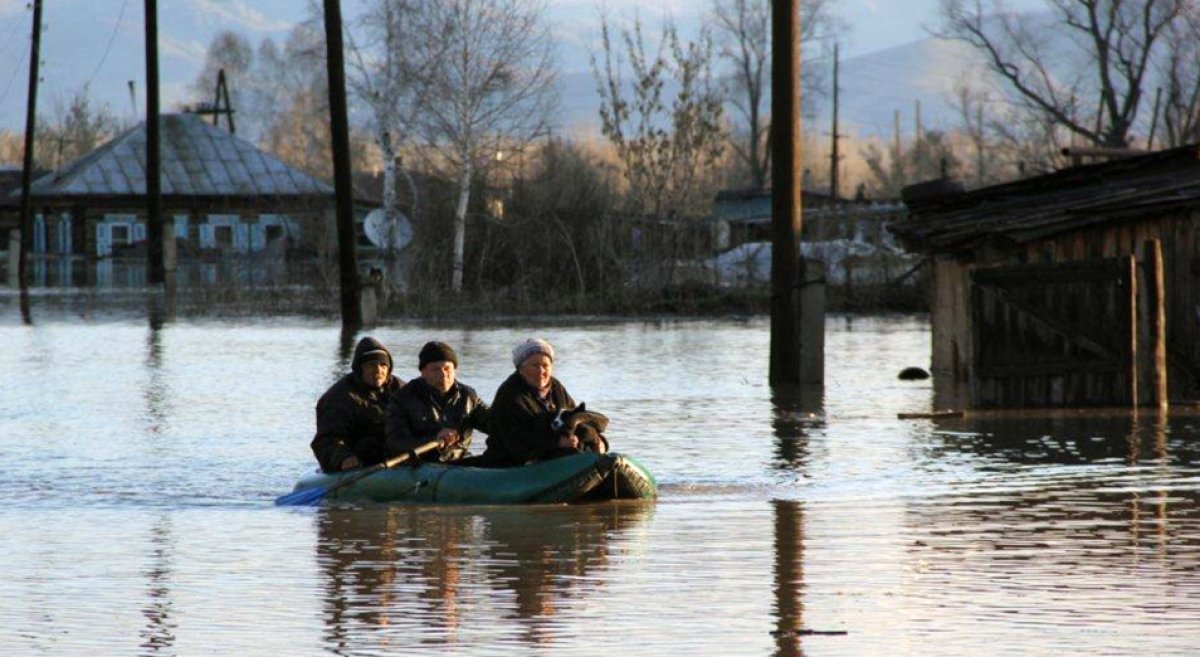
left=139, top=513, right=177, bottom=655
left=142, top=319, right=173, bottom=439
left=770, top=385, right=824, bottom=470
left=772, top=500, right=805, bottom=657
left=315, top=502, right=652, bottom=651
left=928, top=409, right=1200, bottom=467
left=910, top=408, right=1200, bottom=612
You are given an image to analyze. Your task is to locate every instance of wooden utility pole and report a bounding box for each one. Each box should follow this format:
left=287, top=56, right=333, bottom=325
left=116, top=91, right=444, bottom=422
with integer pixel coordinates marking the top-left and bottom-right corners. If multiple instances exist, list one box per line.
left=323, top=0, right=363, bottom=329
left=769, top=0, right=804, bottom=386
left=17, top=0, right=43, bottom=294
left=144, top=0, right=165, bottom=284
left=829, top=43, right=839, bottom=200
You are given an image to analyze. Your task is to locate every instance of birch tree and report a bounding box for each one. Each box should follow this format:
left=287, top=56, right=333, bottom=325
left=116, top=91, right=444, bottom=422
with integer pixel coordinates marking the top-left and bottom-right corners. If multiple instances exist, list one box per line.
left=410, top=0, right=557, bottom=294
left=347, top=1, right=427, bottom=257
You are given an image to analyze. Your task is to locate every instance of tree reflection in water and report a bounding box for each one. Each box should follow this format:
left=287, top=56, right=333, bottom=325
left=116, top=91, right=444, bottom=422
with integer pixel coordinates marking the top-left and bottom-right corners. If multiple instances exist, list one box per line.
left=316, top=501, right=653, bottom=651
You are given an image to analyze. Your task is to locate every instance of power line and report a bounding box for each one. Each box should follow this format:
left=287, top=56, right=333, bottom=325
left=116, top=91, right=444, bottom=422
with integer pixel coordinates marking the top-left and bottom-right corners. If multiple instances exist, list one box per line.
left=0, top=36, right=29, bottom=107
left=84, top=0, right=130, bottom=90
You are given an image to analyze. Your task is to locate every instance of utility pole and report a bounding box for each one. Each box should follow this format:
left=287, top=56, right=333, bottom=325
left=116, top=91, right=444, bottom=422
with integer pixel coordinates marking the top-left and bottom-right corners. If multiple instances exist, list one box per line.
left=829, top=42, right=839, bottom=200
left=144, top=0, right=165, bottom=284
left=914, top=99, right=923, bottom=177
left=17, top=0, right=43, bottom=301
left=769, top=0, right=803, bottom=386
left=323, top=0, right=363, bottom=330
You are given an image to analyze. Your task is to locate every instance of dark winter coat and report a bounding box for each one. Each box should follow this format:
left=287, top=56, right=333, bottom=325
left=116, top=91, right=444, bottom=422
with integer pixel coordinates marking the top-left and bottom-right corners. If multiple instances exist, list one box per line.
left=476, top=371, right=576, bottom=467
left=310, top=337, right=402, bottom=472
left=385, top=378, right=490, bottom=462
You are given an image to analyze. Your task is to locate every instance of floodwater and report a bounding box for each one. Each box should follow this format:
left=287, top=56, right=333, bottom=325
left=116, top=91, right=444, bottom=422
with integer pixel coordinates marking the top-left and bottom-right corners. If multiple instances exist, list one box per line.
left=2, top=302, right=1199, bottom=656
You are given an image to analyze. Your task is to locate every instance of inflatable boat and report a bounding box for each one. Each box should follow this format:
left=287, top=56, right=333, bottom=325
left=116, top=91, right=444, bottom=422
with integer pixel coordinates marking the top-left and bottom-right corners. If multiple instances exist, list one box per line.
left=283, top=452, right=657, bottom=505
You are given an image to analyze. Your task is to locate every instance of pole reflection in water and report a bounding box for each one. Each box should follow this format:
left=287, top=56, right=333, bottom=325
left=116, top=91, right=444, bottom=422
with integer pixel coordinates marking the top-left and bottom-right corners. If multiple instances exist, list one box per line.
left=142, top=316, right=174, bottom=441
left=772, top=500, right=805, bottom=657
left=139, top=513, right=177, bottom=655
left=1126, top=409, right=1171, bottom=560
left=315, top=502, right=652, bottom=651
left=335, top=326, right=357, bottom=380
left=769, top=384, right=815, bottom=655
left=770, top=384, right=823, bottom=469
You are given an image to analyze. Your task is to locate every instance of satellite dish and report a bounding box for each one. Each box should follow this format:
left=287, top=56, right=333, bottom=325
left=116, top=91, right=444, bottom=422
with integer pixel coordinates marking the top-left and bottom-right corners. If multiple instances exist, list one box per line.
left=364, top=208, right=413, bottom=251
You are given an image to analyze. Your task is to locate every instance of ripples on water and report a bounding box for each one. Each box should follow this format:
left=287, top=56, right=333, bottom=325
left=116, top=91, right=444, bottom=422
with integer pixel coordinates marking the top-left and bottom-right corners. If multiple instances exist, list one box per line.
left=1, top=307, right=1199, bottom=655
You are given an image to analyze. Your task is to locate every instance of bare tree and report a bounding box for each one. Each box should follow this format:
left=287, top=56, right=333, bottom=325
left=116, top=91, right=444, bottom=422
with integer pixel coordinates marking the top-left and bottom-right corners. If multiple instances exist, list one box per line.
left=592, top=16, right=726, bottom=218
left=1157, top=12, right=1200, bottom=147
left=39, top=89, right=120, bottom=169
left=346, top=1, right=429, bottom=258
left=408, top=0, right=557, bottom=294
left=710, top=0, right=837, bottom=189
left=939, top=0, right=1189, bottom=148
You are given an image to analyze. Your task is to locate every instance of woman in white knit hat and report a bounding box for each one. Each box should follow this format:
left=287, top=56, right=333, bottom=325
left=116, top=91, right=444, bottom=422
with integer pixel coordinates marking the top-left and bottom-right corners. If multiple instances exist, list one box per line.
left=473, top=338, right=582, bottom=467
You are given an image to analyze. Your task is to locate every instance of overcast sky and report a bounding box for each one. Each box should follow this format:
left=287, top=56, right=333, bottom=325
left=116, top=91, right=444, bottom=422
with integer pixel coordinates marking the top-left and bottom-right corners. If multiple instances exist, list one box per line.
left=0, top=0, right=1046, bottom=132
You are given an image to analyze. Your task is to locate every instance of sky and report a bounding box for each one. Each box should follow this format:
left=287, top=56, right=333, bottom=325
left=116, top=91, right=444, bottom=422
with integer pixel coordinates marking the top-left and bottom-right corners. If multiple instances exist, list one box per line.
left=0, top=0, right=1047, bottom=133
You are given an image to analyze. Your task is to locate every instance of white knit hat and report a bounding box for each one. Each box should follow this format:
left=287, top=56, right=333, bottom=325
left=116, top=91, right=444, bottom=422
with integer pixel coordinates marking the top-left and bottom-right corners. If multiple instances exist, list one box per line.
left=512, top=337, right=555, bottom=368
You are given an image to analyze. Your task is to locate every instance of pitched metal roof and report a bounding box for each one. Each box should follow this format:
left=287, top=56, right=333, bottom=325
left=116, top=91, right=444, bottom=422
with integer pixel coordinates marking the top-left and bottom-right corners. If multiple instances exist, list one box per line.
left=891, top=144, right=1200, bottom=254
left=25, top=113, right=333, bottom=199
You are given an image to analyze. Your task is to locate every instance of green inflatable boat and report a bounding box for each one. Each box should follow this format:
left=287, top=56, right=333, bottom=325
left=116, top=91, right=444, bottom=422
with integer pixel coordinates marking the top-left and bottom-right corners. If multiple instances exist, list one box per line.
left=284, top=452, right=658, bottom=505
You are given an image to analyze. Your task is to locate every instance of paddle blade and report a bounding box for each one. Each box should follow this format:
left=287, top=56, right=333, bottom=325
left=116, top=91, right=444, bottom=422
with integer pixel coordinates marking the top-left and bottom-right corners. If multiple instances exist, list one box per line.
left=274, top=485, right=328, bottom=507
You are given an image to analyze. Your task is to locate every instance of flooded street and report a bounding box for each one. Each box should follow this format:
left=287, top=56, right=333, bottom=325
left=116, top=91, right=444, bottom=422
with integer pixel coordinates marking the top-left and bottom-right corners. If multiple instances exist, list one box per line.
left=2, top=305, right=1199, bottom=655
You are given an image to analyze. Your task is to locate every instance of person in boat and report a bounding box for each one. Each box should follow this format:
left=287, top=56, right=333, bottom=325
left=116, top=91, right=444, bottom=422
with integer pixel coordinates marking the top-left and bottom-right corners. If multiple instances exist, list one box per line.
left=474, top=338, right=604, bottom=467
left=385, top=340, right=489, bottom=464
left=310, top=336, right=403, bottom=473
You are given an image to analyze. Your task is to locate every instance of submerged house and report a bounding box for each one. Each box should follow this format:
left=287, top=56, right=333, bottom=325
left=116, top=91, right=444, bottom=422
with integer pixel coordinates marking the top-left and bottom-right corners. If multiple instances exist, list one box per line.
left=710, top=187, right=917, bottom=289
left=891, top=145, right=1200, bottom=409
left=3, top=113, right=339, bottom=261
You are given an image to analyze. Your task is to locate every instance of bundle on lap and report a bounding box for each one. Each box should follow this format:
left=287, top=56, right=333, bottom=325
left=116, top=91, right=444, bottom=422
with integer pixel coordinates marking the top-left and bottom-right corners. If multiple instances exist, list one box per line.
left=551, top=403, right=610, bottom=454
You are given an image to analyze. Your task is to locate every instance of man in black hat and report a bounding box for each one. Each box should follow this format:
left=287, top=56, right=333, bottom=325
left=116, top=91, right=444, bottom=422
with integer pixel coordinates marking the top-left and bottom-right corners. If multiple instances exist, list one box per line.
left=311, top=336, right=403, bottom=472
left=385, top=341, right=490, bottom=463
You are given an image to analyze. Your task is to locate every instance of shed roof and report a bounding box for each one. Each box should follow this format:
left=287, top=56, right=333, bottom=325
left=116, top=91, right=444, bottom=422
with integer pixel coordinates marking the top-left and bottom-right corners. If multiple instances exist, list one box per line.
left=24, top=113, right=334, bottom=200
left=891, top=144, right=1200, bottom=254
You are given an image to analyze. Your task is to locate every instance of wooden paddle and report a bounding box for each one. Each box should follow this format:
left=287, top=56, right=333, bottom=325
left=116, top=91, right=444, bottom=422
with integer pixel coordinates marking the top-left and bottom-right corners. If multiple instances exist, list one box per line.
left=275, top=439, right=442, bottom=506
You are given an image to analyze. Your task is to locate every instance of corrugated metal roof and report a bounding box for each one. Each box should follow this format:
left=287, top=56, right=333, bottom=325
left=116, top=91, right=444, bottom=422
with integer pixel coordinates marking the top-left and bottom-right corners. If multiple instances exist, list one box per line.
left=890, top=144, right=1200, bottom=253
left=24, top=113, right=333, bottom=198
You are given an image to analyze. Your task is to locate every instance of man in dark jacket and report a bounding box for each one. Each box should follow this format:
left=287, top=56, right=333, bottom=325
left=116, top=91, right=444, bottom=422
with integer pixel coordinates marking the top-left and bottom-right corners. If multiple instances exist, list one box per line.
left=475, top=338, right=580, bottom=467
left=386, top=341, right=489, bottom=463
left=311, top=336, right=402, bottom=472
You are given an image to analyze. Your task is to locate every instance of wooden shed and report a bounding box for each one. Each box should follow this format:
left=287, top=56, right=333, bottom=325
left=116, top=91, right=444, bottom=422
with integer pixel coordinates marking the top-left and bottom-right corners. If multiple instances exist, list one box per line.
left=891, top=145, right=1200, bottom=409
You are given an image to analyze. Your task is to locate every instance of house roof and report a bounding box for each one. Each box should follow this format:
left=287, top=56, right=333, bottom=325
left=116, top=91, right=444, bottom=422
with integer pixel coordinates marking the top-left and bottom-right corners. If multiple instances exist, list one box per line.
left=23, top=113, right=334, bottom=200
left=890, top=144, right=1200, bottom=254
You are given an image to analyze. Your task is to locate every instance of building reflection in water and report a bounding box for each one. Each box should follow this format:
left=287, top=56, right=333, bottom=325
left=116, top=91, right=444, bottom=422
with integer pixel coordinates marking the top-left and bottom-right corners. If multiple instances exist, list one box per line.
left=139, top=513, right=177, bottom=655
left=315, top=502, right=652, bottom=651
left=915, top=408, right=1200, bottom=583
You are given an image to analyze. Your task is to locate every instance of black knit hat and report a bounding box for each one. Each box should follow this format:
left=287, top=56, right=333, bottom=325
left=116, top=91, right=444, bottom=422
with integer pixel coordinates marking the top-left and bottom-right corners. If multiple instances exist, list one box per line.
left=418, top=341, right=459, bottom=370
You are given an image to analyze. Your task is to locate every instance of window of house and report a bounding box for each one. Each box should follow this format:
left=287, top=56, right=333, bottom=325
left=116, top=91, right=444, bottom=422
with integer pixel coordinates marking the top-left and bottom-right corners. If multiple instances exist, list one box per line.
left=215, top=225, right=233, bottom=247
left=111, top=224, right=130, bottom=244
left=264, top=224, right=284, bottom=242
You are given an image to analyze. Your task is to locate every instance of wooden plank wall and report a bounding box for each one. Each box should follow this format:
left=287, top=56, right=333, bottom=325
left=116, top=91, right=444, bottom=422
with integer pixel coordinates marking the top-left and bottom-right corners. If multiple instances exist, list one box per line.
left=930, top=211, right=1194, bottom=408
left=1028, top=212, right=1199, bottom=400
left=970, top=259, right=1132, bottom=407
